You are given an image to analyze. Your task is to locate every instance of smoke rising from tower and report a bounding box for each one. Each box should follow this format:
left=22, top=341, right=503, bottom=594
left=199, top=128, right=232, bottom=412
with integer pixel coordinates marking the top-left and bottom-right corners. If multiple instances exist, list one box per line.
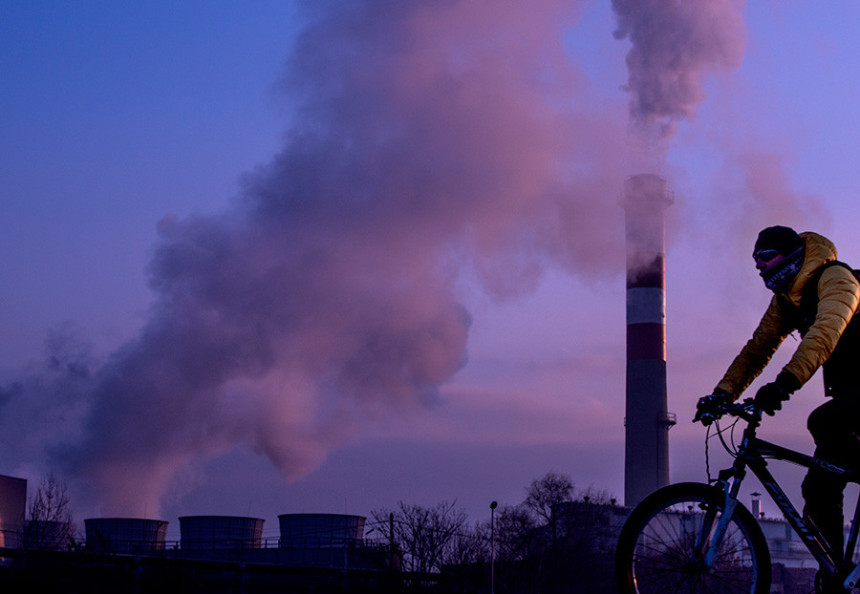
left=612, top=0, right=746, bottom=145
left=0, top=0, right=637, bottom=516
left=612, top=0, right=745, bottom=505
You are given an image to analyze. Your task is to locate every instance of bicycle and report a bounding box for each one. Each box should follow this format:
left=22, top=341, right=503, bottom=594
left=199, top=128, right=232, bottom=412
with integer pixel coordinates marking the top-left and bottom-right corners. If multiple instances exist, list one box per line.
left=615, top=397, right=860, bottom=593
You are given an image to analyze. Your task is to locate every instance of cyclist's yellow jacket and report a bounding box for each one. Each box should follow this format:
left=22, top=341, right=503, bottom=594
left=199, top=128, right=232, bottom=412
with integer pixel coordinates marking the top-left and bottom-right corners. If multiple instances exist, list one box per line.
left=716, top=232, right=860, bottom=397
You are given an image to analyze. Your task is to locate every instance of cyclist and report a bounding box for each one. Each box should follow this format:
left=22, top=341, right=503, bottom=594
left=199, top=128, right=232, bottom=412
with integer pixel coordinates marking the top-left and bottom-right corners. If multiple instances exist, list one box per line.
left=697, top=225, right=860, bottom=562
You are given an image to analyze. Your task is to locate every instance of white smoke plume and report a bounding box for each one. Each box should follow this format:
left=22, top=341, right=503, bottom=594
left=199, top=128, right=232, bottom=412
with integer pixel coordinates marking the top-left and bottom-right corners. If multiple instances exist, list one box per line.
left=1, top=0, right=637, bottom=516
left=612, top=0, right=746, bottom=145
left=612, top=0, right=749, bottom=277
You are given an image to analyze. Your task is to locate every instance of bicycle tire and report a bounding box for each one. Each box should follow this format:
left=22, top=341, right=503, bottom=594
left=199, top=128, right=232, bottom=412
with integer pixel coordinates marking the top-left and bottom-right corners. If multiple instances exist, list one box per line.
left=615, top=482, right=771, bottom=594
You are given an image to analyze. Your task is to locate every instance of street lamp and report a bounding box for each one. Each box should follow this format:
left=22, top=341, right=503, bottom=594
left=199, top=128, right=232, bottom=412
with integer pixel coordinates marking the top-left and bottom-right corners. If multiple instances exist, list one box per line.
left=490, top=501, right=498, bottom=594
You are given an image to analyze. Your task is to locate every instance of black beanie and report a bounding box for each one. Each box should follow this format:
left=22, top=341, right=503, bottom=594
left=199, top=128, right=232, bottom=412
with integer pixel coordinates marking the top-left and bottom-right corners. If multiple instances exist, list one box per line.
left=754, top=226, right=803, bottom=255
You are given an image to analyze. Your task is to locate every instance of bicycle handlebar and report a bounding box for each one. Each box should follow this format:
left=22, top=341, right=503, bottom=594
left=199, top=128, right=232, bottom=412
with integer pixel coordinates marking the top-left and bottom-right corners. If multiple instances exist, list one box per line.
left=694, top=397, right=761, bottom=426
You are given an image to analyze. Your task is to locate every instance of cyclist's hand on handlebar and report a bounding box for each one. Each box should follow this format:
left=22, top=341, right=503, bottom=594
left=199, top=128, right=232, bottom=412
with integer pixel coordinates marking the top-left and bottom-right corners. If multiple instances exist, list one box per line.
left=753, top=372, right=800, bottom=416
left=753, top=383, right=788, bottom=416
left=694, top=391, right=733, bottom=425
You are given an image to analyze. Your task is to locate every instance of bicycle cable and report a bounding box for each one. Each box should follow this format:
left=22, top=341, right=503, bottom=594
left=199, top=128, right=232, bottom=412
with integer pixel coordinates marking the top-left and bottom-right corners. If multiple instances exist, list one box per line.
left=705, top=416, right=742, bottom=484
left=705, top=423, right=712, bottom=482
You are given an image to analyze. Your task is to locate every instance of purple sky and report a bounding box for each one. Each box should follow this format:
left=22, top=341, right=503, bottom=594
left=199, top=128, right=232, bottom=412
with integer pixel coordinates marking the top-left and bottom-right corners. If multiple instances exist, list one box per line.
left=3, top=1, right=860, bottom=540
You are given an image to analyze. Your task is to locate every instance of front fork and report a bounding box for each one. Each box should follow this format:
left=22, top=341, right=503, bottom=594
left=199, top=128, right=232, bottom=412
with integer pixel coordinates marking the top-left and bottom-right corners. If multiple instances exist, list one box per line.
left=703, top=493, right=738, bottom=567
left=700, top=469, right=743, bottom=567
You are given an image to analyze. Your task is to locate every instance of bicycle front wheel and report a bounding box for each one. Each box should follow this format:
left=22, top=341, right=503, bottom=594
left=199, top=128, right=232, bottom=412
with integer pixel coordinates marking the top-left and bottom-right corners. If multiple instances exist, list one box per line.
left=615, top=482, right=771, bottom=594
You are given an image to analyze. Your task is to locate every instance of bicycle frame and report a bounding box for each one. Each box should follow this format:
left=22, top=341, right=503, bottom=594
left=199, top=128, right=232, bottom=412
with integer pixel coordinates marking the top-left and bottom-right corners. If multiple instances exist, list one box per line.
left=711, top=414, right=860, bottom=582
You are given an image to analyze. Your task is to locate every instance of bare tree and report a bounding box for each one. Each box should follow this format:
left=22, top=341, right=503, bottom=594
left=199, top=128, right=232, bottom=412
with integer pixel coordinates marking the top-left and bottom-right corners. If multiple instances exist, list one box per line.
left=372, top=500, right=468, bottom=574
left=523, top=470, right=574, bottom=550
left=25, top=474, right=76, bottom=550
left=441, top=519, right=488, bottom=567
left=494, top=503, right=537, bottom=562
left=523, top=471, right=574, bottom=526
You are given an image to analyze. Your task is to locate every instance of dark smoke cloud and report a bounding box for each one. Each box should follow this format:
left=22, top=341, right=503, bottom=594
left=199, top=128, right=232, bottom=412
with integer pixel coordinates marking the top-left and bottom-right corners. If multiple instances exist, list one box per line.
left=2, top=0, right=636, bottom=515
left=612, top=0, right=746, bottom=144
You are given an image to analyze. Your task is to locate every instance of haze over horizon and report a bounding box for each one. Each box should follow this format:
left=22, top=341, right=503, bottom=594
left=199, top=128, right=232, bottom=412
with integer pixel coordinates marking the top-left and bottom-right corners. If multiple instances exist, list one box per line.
left=3, top=1, right=859, bottom=534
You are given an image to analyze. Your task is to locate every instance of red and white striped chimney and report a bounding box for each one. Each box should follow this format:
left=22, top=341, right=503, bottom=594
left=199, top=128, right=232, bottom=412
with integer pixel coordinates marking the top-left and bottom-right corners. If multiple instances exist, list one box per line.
left=623, top=173, right=675, bottom=507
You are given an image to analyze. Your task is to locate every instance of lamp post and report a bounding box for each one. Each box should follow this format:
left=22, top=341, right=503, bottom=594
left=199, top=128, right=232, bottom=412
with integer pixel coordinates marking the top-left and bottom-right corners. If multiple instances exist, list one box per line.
left=490, top=501, right=498, bottom=594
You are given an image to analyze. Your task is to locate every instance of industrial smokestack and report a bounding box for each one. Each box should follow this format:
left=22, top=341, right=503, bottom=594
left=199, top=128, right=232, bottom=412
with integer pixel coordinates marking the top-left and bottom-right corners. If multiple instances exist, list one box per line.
left=751, top=492, right=762, bottom=519
left=624, top=173, right=674, bottom=507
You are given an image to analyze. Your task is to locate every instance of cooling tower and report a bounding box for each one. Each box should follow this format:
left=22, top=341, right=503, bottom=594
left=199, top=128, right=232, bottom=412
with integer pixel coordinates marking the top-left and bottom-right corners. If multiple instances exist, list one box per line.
left=624, top=173, right=675, bottom=507
left=179, top=515, right=264, bottom=550
left=84, top=517, right=168, bottom=553
left=278, top=514, right=366, bottom=549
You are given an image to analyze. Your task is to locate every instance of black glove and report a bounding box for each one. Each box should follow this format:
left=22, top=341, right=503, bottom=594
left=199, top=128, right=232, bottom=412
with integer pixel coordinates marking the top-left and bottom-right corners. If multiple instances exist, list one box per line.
left=695, top=391, right=733, bottom=425
left=754, top=372, right=801, bottom=416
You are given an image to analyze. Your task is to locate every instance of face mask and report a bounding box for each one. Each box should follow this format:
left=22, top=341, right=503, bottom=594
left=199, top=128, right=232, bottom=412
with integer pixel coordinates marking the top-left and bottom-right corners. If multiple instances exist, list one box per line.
left=756, top=246, right=805, bottom=292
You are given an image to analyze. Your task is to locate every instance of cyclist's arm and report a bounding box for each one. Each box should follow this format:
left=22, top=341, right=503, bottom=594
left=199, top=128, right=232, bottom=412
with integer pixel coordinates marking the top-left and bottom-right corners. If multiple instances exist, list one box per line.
left=715, top=297, right=792, bottom=397
left=783, top=265, right=860, bottom=386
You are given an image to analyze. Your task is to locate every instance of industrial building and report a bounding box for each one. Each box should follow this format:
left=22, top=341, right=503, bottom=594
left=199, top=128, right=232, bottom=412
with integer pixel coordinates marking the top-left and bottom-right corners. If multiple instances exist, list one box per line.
left=0, top=474, right=26, bottom=551
left=6, top=508, right=393, bottom=592
left=179, top=515, right=264, bottom=551
left=77, top=513, right=379, bottom=569
left=85, top=517, right=168, bottom=554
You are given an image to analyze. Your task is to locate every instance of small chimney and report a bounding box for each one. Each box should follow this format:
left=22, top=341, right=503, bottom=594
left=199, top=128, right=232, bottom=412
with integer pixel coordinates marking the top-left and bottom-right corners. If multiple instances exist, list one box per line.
left=751, top=492, right=762, bottom=519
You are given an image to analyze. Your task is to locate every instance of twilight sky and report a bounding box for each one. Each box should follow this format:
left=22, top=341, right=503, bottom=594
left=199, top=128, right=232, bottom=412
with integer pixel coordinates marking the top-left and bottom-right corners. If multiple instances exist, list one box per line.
left=3, top=1, right=860, bottom=539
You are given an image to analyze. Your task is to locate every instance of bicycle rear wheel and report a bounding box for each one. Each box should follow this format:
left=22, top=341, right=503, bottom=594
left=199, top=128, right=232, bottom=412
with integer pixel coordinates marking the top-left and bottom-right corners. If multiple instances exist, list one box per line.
left=615, top=482, right=771, bottom=593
